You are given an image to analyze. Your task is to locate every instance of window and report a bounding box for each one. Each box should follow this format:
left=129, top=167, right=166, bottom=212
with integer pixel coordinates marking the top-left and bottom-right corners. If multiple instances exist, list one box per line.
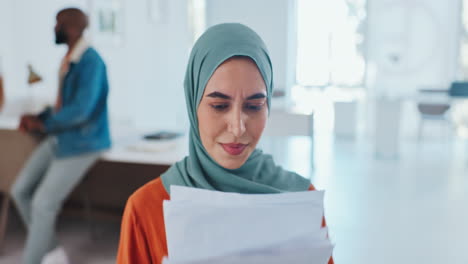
left=296, top=0, right=367, bottom=88
left=460, top=0, right=468, bottom=78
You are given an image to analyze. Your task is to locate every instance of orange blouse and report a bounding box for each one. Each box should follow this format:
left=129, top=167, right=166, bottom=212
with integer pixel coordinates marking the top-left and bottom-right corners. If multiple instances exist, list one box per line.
left=116, top=177, right=334, bottom=264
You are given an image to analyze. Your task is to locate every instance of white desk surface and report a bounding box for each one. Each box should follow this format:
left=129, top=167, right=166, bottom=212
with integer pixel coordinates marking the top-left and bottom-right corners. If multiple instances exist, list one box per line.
left=0, top=116, right=19, bottom=130
left=0, top=115, right=188, bottom=166
left=101, top=135, right=188, bottom=165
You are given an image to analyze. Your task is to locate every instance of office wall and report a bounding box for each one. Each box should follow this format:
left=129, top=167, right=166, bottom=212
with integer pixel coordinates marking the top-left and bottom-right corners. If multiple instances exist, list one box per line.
left=205, top=0, right=297, bottom=95
left=0, top=0, right=64, bottom=99
left=103, top=0, right=191, bottom=131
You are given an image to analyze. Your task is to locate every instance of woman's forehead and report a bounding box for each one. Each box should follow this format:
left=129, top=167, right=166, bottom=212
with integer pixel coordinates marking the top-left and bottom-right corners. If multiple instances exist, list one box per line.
left=205, top=57, right=265, bottom=91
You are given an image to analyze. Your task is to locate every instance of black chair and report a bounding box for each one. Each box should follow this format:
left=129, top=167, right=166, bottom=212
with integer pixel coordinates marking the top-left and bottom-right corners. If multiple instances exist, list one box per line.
left=416, top=86, right=453, bottom=141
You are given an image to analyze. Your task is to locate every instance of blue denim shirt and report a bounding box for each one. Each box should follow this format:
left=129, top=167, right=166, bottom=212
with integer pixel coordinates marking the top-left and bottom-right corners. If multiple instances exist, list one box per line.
left=38, top=47, right=111, bottom=158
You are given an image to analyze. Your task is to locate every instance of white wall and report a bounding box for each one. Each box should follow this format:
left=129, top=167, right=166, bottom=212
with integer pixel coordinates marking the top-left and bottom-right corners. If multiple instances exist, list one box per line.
left=97, top=0, right=191, bottom=131
left=0, top=0, right=191, bottom=132
left=0, top=1, right=13, bottom=77
left=205, top=0, right=296, bottom=94
left=0, top=0, right=66, bottom=99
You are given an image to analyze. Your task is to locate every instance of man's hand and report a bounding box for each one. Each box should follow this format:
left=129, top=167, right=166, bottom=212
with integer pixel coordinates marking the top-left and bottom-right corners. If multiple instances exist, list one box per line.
left=18, top=114, right=44, bottom=133
left=18, top=114, right=34, bottom=132
left=28, top=117, right=45, bottom=132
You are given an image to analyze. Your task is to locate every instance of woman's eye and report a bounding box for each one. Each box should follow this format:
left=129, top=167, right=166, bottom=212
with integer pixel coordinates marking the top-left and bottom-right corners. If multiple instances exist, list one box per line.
left=211, top=104, right=229, bottom=111
left=245, top=104, right=263, bottom=112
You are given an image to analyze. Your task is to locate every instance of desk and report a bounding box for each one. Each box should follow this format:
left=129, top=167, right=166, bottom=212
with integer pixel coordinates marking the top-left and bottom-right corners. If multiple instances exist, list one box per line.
left=263, top=108, right=313, bottom=138
left=101, top=135, right=188, bottom=165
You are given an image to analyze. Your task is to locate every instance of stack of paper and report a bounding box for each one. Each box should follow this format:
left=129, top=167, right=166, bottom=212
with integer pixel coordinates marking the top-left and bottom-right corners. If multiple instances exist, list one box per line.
left=163, top=186, right=333, bottom=264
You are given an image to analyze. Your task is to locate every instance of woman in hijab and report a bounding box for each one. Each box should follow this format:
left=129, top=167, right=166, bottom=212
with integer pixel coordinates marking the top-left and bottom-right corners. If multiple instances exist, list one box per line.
left=117, top=23, right=333, bottom=264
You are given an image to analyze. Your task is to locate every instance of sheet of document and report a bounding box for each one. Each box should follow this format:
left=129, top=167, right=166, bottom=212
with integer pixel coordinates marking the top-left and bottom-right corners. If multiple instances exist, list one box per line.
left=162, top=231, right=333, bottom=264
left=164, top=186, right=332, bottom=263
left=162, top=242, right=333, bottom=264
left=170, top=185, right=324, bottom=205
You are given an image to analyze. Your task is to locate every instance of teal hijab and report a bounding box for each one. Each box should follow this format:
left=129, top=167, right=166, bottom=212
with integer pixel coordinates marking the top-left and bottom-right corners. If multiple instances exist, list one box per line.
left=161, top=23, right=310, bottom=194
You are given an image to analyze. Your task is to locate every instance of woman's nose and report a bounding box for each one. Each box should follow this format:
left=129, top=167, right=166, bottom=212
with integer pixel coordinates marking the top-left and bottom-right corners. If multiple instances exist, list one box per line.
left=227, top=108, right=246, bottom=138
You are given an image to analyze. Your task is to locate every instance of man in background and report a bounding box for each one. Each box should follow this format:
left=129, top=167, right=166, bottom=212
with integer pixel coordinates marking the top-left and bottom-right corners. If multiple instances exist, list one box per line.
left=12, top=7, right=111, bottom=264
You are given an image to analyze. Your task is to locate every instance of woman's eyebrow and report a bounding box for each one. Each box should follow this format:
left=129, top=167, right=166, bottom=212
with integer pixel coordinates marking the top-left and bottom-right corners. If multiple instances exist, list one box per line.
left=206, top=91, right=231, bottom=99
left=206, top=92, right=266, bottom=100
left=246, top=93, right=266, bottom=100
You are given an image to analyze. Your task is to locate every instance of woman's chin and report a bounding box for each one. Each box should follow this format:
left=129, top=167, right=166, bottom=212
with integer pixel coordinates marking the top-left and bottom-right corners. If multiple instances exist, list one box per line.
left=218, top=161, right=244, bottom=170
left=215, top=151, right=250, bottom=170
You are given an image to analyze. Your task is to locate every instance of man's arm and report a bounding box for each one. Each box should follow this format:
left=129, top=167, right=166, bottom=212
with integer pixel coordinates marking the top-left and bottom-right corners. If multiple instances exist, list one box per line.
left=42, top=55, right=106, bottom=133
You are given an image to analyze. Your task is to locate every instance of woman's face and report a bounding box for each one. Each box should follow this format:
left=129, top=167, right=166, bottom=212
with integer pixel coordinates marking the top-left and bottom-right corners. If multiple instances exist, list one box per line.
left=197, top=57, right=268, bottom=170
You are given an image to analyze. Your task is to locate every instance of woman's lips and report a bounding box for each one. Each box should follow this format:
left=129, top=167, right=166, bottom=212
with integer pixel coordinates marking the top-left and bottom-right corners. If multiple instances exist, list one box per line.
left=220, top=143, right=248, bottom=155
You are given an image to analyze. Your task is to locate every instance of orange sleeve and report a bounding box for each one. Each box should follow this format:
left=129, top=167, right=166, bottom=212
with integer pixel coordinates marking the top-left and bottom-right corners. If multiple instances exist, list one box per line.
left=309, top=184, right=334, bottom=264
left=117, top=178, right=170, bottom=264
left=116, top=197, right=153, bottom=264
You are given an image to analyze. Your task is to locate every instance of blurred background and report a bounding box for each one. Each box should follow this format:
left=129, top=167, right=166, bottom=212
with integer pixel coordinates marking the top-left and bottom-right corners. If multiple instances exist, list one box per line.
left=0, top=0, right=467, bottom=263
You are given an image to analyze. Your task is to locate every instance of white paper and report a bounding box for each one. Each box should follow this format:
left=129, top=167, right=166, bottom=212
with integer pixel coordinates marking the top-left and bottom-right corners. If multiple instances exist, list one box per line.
left=162, top=232, right=334, bottom=264
left=170, top=185, right=324, bottom=205
left=163, top=186, right=332, bottom=264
